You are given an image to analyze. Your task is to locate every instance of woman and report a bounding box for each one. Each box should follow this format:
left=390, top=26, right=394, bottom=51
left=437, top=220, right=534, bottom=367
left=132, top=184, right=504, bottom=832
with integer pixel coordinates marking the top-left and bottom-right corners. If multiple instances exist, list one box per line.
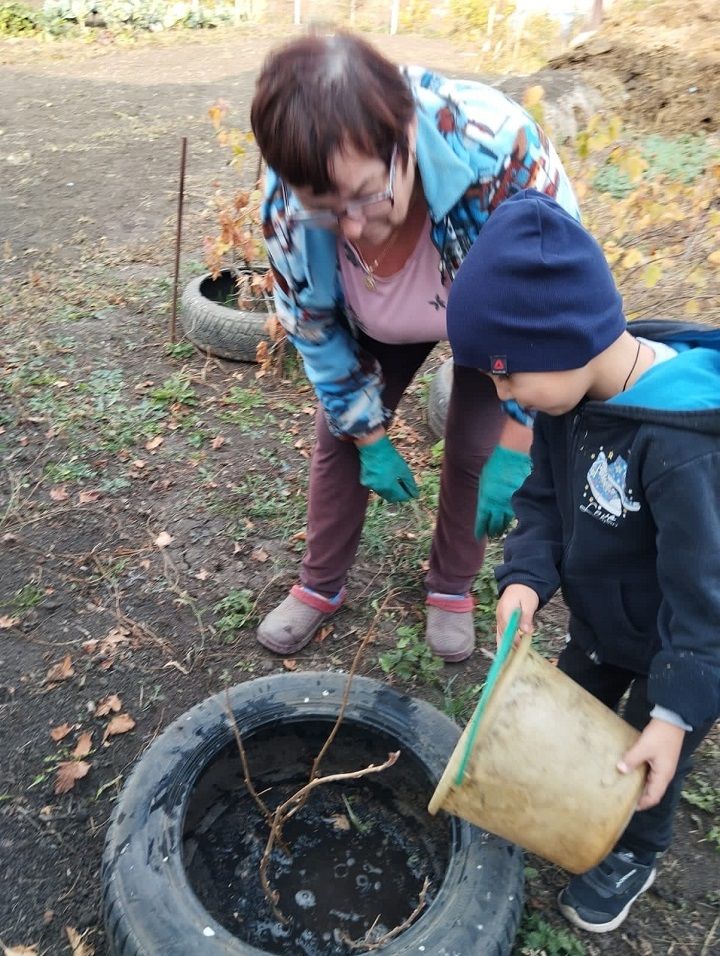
left=250, top=32, right=579, bottom=662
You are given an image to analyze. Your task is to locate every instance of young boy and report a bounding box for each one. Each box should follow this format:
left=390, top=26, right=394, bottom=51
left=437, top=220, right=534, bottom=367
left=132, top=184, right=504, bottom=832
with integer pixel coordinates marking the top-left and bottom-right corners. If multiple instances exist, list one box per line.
left=446, top=189, right=720, bottom=934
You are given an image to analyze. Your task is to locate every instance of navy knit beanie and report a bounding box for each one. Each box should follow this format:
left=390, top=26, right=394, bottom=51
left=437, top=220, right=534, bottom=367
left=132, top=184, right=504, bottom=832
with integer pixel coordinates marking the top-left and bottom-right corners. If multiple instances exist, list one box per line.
left=447, top=189, right=626, bottom=373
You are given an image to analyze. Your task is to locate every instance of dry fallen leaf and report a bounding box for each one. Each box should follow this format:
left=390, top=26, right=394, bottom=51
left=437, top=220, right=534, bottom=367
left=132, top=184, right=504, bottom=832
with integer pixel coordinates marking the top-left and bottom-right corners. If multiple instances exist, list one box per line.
left=65, top=925, right=94, bottom=956
left=154, top=531, right=173, bottom=549
left=0, top=615, right=19, bottom=630
left=94, top=694, right=122, bottom=717
left=50, top=723, right=73, bottom=742
left=328, top=813, right=351, bottom=831
left=72, top=731, right=93, bottom=759
left=211, top=435, right=226, bottom=450
left=103, top=713, right=136, bottom=741
left=194, top=568, right=210, bottom=581
left=54, top=760, right=90, bottom=795
left=314, top=624, right=333, bottom=645
left=49, top=486, right=69, bottom=502
left=2, top=945, right=39, bottom=955
left=77, top=489, right=101, bottom=505
left=251, top=547, right=269, bottom=563
left=132, top=459, right=146, bottom=469
left=282, top=659, right=297, bottom=671
left=45, top=655, right=74, bottom=684
left=145, top=436, right=163, bottom=451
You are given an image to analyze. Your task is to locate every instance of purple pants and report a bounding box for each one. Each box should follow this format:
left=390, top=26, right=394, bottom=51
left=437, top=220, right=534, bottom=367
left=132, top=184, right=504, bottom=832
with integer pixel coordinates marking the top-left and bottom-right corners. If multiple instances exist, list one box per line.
left=300, top=335, right=504, bottom=597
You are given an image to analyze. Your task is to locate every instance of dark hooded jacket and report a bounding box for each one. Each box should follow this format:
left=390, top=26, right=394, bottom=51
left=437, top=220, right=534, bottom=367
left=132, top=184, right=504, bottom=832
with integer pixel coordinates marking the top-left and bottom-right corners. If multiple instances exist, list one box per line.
left=496, top=320, right=720, bottom=728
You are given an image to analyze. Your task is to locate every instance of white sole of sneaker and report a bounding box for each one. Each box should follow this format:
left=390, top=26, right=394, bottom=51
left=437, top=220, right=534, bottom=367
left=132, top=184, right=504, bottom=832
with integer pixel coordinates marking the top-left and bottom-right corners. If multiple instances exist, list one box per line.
left=557, top=868, right=656, bottom=934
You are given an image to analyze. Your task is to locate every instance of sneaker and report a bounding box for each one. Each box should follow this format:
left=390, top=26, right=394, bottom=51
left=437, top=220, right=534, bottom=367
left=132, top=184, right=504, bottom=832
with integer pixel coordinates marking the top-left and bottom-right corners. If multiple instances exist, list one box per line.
left=425, top=593, right=475, bottom=663
left=558, top=847, right=657, bottom=933
left=256, top=585, right=345, bottom=655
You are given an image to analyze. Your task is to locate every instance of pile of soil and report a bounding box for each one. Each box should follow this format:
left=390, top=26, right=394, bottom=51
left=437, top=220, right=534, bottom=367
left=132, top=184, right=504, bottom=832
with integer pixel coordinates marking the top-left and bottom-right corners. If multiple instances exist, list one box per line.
left=550, top=0, right=720, bottom=134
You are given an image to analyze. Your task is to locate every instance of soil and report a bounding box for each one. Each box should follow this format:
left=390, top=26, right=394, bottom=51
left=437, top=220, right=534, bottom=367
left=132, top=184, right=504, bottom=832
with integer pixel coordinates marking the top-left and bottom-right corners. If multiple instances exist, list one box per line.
left=0, top=9, right=718, bottom=956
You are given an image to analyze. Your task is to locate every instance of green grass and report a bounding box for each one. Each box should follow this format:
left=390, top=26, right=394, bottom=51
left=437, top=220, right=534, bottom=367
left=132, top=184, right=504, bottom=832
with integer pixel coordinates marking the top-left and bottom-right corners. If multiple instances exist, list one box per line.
left=2, top=583, right=44, bottom=615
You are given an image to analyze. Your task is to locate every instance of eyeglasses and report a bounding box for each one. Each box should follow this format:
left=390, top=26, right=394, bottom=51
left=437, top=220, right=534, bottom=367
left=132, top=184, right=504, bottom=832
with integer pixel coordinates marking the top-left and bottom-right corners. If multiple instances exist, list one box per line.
left=283, top=145, right=397, bottom=229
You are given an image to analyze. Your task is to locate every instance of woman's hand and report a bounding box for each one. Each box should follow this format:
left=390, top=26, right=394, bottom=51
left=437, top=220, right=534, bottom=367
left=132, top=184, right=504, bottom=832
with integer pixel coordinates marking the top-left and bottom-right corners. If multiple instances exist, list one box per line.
left=496, top=584, right=539, bottom=647
left=356, top=433, right=418, bottom=503
left=617, top=718, right=685, bottom=810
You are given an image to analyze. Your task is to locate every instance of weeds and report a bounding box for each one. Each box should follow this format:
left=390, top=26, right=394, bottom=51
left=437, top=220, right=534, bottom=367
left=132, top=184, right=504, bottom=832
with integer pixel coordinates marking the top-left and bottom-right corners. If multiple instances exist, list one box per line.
left=150, top=374, right=198, bottom=408
left=378, top=624, right=444, bottom=685
left=2, top=583, right=44, bottom=615
left=165, top=341, right=196, bottom=359
left=213, top=589, right=256, bottom=640
left=441, top=675, right=484, bottom=724
left=682, top=780, right=720, bottom=814
left=515, top=912, right=585, bottom=956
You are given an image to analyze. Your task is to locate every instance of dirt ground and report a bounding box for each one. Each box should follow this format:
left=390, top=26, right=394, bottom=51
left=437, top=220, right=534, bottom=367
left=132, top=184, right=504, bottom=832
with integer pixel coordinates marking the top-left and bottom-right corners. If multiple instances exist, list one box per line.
left=1, top=10, right=719, bottom=956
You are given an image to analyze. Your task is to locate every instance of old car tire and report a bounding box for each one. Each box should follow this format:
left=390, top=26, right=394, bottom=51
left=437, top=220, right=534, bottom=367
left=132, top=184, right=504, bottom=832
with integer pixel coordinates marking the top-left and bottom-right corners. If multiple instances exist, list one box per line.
left=180, top=270, right=272, bottom=363
left=427, top=357, right=453, bottom=440
left=102, top=672, right=524, bottom=956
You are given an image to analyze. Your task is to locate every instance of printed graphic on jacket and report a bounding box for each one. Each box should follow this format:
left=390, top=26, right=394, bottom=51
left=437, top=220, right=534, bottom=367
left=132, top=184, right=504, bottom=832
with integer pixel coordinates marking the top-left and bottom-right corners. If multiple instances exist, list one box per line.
left=580, top=450, right=641, bottom=525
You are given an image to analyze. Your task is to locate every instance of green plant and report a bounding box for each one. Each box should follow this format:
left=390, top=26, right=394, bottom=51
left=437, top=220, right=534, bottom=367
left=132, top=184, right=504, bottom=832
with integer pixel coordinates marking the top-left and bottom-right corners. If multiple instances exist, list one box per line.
left=44, top=459, right=96, bottom=483
left=706, top=825, right=720, bottom=851
left=442, top=675, right=484, bottom=724
left=643, top=134, right=718, bottom=184
left=378, top=624, right=444, bottom=685
left=149, top=374, right=197, bottom=408
left=682, top=780, right=720, bottom=814
left=515, top=912, right=586, bottom=956
left=592, top=164, right=635, bottom=199
left=165, top=341, right=196, bottom=359
left=2, top=583, right=44, bottom=615
left=0, top=1, right=38, bottom=34
left=213, top=589, right=256, bottom=640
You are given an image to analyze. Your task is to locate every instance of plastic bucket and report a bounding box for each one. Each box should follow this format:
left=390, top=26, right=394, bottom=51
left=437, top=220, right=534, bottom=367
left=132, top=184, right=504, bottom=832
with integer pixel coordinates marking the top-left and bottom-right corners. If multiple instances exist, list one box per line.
left=428, top=624, right=646, bottom=873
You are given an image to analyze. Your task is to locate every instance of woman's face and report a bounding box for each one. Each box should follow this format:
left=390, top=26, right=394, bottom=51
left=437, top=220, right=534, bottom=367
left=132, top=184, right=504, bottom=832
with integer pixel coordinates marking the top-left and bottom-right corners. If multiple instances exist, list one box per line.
left=290, top=126, right=417, bottom=246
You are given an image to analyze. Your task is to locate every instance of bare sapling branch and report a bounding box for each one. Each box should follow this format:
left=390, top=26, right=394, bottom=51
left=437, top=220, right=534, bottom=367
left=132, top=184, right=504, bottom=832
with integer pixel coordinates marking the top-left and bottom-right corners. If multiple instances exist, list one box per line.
left=339, top=876, right=431, bottom=951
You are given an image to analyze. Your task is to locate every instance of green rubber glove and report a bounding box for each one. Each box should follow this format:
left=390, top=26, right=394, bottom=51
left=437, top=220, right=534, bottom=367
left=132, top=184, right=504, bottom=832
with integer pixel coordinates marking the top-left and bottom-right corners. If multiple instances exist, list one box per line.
left=476, top=446, right=532, bottom=539
left=358, top=435, right=419, bottom=503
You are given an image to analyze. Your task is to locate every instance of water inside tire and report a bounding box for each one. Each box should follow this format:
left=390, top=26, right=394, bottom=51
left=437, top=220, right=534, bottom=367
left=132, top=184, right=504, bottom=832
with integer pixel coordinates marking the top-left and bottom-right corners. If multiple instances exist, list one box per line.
left=184, top=719, right=451, bottom=954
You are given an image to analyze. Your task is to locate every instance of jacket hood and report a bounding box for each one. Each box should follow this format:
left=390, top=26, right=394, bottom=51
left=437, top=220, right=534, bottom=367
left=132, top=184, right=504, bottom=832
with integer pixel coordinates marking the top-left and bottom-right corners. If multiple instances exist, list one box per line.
left=604, top=320, right=720, bottom=434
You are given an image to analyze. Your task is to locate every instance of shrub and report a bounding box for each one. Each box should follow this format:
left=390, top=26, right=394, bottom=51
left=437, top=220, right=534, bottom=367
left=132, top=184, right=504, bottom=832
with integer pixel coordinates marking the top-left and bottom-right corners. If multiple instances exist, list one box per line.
left=0, top=1, right=39, bottom=34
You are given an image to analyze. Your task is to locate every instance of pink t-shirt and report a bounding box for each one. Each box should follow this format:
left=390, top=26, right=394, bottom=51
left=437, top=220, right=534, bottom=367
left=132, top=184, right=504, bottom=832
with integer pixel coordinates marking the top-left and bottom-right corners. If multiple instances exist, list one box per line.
left=338, top=217, right=449, bottom=344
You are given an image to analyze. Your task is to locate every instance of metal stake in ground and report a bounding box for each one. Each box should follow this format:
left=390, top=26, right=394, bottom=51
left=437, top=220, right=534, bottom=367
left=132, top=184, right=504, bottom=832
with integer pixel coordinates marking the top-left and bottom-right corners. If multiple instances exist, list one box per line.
left=169, top=136, right=188, bottom=344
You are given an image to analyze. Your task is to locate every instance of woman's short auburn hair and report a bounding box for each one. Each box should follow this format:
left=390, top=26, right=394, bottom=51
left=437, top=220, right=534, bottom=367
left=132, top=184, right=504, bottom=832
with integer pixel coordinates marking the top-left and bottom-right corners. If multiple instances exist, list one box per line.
left=250, top=32, right=415, bottom=194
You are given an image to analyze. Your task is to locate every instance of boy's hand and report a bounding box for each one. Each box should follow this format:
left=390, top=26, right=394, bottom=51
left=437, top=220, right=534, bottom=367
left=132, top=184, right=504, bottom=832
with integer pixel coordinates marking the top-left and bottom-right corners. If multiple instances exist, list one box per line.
left=496, top=584, right=539, bottom=647
left=618, top=718, right=685, bottom=810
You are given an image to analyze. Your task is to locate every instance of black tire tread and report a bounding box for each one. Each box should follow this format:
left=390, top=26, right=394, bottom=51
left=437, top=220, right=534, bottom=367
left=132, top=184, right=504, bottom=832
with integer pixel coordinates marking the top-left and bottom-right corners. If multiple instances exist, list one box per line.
left=180, top=274, right=272, bottom=363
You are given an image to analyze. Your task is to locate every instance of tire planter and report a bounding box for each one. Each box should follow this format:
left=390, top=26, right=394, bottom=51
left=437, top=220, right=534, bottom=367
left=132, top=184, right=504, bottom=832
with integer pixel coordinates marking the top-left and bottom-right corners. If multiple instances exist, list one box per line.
left=102, top=672, right=524, bottom=956
left=426, top=358, right=454, bottom=440
left=180, top=269, right=273, bottom=363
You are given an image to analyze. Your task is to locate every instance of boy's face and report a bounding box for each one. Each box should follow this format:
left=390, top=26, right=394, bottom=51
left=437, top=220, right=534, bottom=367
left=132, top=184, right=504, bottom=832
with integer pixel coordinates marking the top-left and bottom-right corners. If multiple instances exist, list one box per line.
left=489, top=367, right=590, bottom=416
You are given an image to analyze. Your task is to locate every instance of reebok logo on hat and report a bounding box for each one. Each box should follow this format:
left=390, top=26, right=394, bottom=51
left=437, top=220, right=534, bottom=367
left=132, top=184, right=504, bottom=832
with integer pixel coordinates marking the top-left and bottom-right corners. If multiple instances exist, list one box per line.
left=491, top=356, right=508, bottom=375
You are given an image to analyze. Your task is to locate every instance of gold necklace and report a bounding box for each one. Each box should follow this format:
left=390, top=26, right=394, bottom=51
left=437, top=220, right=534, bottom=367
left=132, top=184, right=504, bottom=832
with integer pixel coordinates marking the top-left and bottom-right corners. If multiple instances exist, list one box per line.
left=351, top=230, right=397, bottom=292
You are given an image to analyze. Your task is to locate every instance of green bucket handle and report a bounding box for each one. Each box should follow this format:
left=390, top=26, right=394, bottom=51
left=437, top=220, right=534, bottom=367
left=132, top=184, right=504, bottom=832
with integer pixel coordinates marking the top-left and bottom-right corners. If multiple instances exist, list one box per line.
left=453, top=606, right=522, bottom=787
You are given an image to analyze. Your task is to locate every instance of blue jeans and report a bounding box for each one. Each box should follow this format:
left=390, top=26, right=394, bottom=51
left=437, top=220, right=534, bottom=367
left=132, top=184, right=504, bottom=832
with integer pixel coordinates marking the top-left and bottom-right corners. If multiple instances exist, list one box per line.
left=558, top=639, right=716, bottom=859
